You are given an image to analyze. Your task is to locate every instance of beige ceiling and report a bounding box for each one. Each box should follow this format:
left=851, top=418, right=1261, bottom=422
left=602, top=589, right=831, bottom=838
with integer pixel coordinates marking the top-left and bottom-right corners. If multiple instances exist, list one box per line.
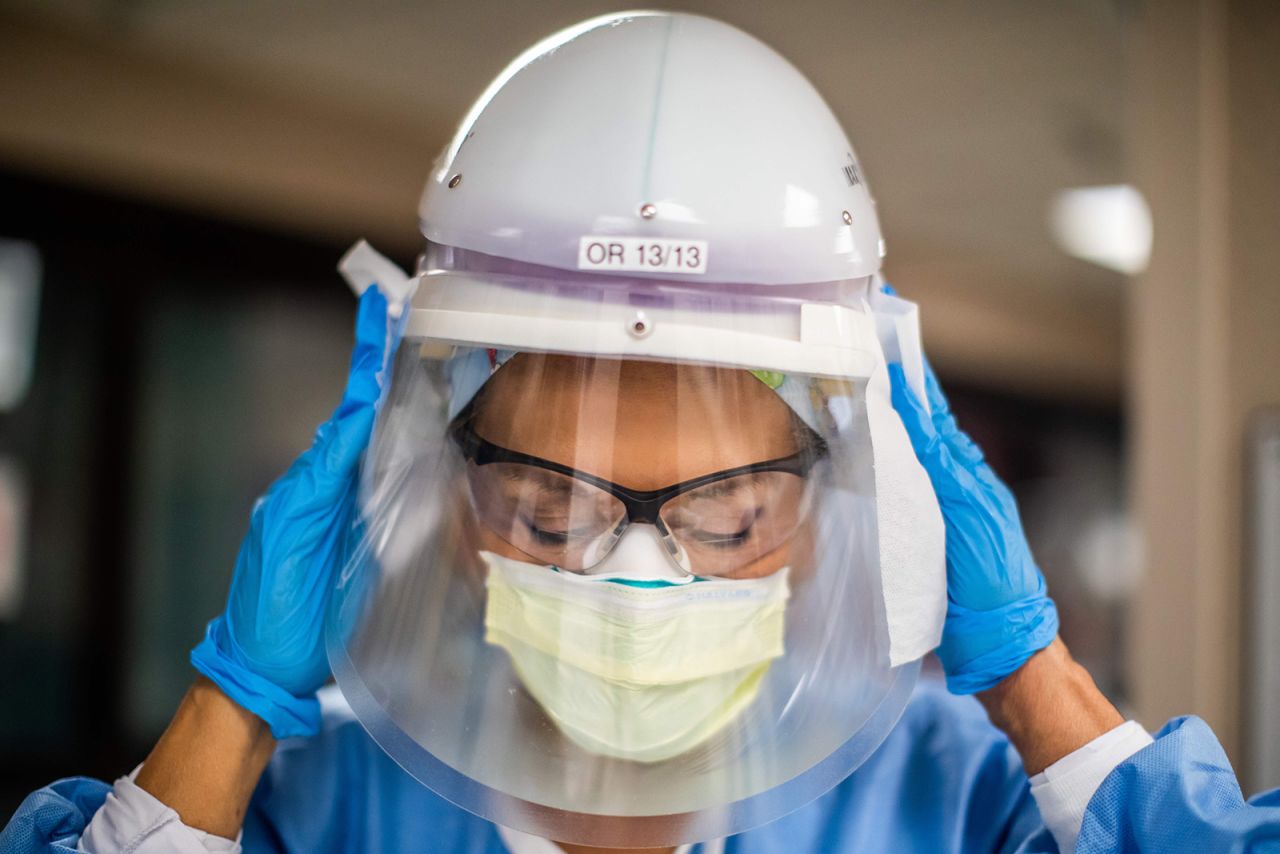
left=0, top=0, right=1129, bottom=400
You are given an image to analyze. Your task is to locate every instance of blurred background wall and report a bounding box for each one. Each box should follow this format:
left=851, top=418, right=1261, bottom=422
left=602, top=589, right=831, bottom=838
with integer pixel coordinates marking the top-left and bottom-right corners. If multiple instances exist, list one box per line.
left=0, top=0, right=1276, bottom=816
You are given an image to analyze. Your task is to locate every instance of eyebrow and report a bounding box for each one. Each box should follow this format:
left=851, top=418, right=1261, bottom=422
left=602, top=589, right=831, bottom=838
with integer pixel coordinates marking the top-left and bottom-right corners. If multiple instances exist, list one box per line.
left=503, top=468, right=566, bottom=491
left=502, top=467, right=603, bottom=500
left=683, top=477, right=757, bottom=500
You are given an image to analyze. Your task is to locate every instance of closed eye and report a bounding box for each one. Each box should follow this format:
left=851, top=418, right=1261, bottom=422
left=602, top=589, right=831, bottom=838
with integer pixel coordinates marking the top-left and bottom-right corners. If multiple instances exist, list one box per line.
left=521, top=517, right=604, bottom=545
left=689, top=524, right=753, bottom=548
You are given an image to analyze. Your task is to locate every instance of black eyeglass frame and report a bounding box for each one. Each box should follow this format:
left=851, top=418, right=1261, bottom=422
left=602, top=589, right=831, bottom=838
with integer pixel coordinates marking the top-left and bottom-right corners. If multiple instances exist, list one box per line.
left=447, top=408, right=829, bottom=528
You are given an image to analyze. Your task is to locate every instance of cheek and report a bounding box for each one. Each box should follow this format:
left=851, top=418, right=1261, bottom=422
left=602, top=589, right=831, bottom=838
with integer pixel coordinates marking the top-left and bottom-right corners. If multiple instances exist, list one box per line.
left=719, top=520, right=817, bottom=581
left=475, top=524, right=512, bottom=555
left=785, top=520, right=819, bottom=585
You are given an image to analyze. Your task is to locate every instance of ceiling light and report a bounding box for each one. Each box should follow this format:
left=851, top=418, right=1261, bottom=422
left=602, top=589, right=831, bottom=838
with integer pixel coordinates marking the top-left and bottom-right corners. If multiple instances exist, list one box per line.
left=1049, top=184, right=1152, bottom=275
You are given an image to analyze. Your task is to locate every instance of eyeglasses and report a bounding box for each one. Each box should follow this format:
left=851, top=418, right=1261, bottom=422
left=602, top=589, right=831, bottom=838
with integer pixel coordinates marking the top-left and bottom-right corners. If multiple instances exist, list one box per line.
left=449, top=412, right=826, bottom=577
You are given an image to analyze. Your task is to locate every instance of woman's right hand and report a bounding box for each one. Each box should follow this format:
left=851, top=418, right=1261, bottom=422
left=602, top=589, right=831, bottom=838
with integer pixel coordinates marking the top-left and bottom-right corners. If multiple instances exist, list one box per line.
left=190, top=285, right=399, bottom=739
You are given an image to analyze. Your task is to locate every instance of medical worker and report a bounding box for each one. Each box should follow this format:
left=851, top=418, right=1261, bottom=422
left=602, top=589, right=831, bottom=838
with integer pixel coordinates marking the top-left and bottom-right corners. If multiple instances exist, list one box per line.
left=5, top=11, right=1280, bottom=854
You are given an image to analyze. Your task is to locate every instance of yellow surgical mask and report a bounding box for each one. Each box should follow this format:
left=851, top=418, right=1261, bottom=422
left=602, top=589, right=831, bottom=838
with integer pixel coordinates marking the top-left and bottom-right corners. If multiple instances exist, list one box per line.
left=481, top=550, right=790, bottom=763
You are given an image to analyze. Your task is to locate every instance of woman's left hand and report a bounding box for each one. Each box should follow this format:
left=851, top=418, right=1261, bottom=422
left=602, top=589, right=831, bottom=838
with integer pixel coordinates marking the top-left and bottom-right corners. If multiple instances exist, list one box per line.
left=887, top=359, right=1059, bottom=694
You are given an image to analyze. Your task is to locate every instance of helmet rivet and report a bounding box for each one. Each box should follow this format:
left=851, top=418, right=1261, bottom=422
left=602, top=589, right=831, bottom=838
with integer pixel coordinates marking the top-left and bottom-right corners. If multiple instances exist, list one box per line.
left=841, top=209, right=853, bottom=225
left=639, top=203, right=658, bottom=219
left=628, top=311, right=652, bottom=338
left=448, top=174, right=462, bottom=189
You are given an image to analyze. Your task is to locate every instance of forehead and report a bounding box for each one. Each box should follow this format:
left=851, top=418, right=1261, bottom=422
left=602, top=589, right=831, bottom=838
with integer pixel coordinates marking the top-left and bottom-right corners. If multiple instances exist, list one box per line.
left=470, top=354, right=800, bottom=489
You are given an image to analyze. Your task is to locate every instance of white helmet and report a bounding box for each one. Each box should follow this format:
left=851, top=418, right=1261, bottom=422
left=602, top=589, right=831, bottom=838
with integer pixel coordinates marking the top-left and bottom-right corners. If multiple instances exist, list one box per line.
left=419, top=11, right=883, bottom=287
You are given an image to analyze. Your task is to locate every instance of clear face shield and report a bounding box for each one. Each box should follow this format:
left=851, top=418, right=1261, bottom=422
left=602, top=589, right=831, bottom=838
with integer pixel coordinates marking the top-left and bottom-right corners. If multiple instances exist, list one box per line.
left=326, top=247, right=944, bottom=847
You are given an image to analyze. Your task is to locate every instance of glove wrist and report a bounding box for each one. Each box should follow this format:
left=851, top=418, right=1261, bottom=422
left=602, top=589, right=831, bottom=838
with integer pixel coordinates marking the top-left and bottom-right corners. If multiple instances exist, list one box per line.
left=939, top=596, right=1060, bottom=695
left=190, top=618, right=322, bottom=739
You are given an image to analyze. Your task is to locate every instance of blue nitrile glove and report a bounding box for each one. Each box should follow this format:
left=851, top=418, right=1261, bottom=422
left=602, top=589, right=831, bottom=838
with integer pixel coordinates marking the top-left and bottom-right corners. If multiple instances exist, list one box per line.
left=888, top=359, right=1059, bottom=694
left=191, top=285, right=400, bottom=738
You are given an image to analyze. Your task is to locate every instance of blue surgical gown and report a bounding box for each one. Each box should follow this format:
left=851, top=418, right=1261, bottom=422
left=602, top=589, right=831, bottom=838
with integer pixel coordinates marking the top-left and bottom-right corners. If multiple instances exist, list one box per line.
left=4, top=679, right=1280, bottom=852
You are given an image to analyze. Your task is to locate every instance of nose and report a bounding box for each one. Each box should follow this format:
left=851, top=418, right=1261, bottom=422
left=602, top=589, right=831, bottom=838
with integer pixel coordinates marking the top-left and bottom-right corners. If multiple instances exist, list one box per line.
left=583, top=524, right=693, bottom=582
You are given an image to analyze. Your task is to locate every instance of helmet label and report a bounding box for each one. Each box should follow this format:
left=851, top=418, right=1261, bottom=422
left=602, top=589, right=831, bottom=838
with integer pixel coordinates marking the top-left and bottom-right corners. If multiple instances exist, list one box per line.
left=843, top=153, right=864, bottom=187
left=578, top=236, right=708, bottom=275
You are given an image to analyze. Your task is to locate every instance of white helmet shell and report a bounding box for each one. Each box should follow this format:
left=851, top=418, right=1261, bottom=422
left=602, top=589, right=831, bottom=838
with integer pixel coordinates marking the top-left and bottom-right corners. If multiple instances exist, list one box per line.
left=420, top=11, right=883, bottom=286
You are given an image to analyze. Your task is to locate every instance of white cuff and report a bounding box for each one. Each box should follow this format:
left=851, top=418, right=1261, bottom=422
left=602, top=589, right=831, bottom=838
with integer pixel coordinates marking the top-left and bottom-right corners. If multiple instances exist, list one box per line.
left=78, top=765, right=242, bottom=854
left=1028, top=721, right=1153, bottom=853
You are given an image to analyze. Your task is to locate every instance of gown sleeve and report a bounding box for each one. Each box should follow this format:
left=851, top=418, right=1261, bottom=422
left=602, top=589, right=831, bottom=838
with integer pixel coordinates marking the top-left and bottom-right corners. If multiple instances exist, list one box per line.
left=0, top=778, right=110, bottom=853
left=0, top=772, right=240, bottom=854
left=1077, top=716, right=1280, bottom=853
